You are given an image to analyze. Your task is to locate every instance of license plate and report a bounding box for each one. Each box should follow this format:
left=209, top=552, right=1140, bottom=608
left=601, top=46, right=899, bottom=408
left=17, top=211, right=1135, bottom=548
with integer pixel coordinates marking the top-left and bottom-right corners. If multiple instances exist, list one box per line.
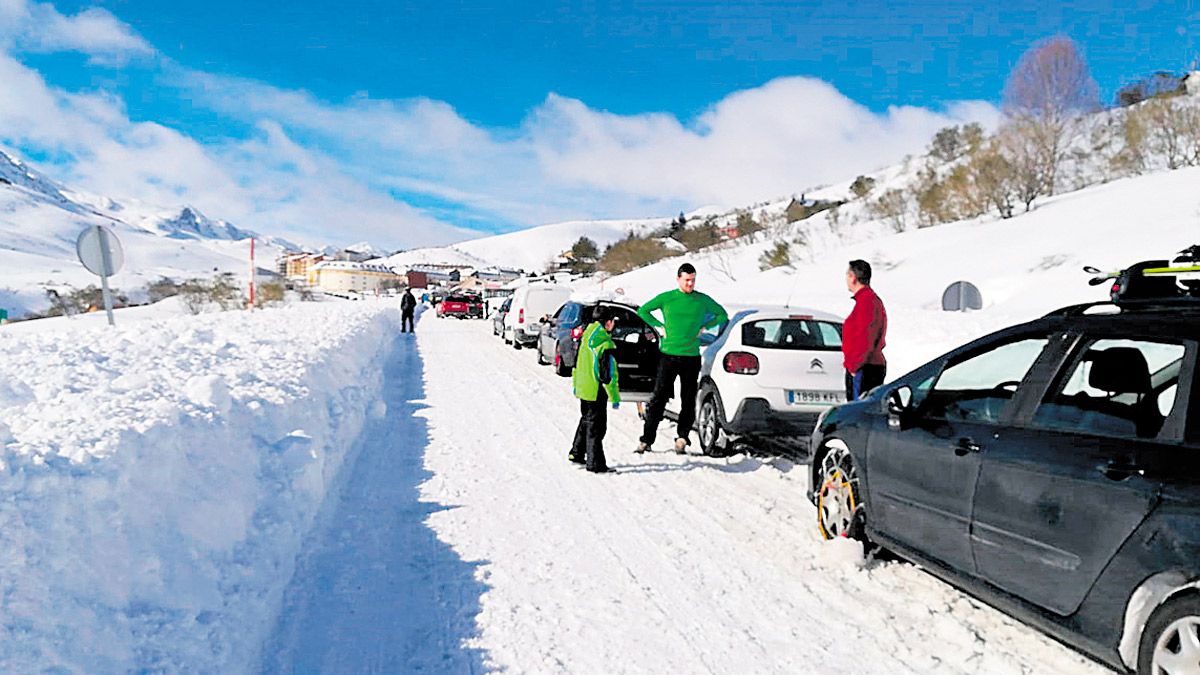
left=786, top=390, right=843, bottom=405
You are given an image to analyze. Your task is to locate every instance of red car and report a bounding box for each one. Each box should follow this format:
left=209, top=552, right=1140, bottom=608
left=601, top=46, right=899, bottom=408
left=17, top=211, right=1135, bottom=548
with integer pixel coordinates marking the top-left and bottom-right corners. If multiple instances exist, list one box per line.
left=436, top=295, right=473, bottom=318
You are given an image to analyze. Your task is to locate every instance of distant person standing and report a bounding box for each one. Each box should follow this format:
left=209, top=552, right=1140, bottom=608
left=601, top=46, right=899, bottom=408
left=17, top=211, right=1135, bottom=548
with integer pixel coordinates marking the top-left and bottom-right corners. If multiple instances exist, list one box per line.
left=400, top=288, right=417, bottom=333
left=569, top=309, right=621, bottom=473
left=636, top=263, right=728, bottom=454
left=842, top=259, right=888, bottom=400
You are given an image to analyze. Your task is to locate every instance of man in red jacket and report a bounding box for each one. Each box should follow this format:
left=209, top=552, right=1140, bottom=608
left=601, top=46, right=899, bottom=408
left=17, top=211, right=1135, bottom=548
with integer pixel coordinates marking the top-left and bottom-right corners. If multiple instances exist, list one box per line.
left=842, top=259, right=887, bottom=400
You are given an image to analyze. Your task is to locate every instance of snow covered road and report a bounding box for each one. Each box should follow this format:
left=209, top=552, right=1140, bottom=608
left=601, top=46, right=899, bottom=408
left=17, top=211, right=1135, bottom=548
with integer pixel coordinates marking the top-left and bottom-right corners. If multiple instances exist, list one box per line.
left=412, top=315, right=1108, bottom=674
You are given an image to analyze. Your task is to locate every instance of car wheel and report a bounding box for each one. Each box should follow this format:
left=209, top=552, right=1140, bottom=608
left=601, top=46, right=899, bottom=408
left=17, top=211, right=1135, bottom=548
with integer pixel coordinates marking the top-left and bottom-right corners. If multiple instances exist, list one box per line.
left=513, top=339, right=521, bottom=350
left=816, top=440, right=866, bottom=541
left=697, top=394, right=727, bottom=457
left=1139, top=593, right=1200, bottom=675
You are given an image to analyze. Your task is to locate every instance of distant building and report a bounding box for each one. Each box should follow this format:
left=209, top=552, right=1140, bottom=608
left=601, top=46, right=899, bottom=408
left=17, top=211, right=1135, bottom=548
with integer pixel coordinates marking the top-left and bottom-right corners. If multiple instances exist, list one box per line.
left=309, top=261, right=404, bottom=296
left=284, top=253, right=325, bottom=280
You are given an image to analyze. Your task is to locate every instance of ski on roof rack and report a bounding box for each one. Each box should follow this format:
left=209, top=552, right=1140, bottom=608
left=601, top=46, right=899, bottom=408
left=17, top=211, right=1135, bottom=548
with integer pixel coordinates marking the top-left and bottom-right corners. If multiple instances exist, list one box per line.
left=1081, top=244, right=1200, bottom=307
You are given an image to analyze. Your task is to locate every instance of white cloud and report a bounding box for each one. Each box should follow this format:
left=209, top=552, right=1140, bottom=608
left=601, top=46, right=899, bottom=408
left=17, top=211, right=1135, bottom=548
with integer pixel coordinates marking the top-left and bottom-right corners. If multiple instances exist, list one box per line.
left=529, top=78, right=1000, bottom=205
left=0, top=0, right=153, bottom=65
left=0, top=1, right=1000, bottom=250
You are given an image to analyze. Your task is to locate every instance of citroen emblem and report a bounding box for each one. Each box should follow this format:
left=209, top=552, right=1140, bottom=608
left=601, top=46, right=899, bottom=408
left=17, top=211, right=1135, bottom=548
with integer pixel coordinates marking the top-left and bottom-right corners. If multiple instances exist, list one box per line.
left=810, top=358, right=824, bottom=371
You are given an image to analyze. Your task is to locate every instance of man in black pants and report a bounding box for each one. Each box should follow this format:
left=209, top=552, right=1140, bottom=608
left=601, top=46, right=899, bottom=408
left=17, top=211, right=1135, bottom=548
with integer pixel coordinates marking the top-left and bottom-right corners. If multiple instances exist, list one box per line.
left=635, top=263, right=728, bottom=454
left=400, top=288, right=417, bottom=333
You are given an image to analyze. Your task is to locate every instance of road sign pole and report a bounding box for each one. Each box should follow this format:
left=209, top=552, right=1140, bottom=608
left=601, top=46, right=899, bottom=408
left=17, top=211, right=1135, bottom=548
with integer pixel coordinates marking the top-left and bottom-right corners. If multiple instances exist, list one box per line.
left=97, top=226, right=116, bottom=326
left=249, top=237, right=256, bottom=310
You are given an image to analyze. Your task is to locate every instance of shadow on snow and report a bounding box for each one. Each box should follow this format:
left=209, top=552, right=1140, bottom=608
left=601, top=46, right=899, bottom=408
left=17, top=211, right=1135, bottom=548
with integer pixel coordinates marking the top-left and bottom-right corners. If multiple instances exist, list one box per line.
left=262, top=332, right=489, bottom=673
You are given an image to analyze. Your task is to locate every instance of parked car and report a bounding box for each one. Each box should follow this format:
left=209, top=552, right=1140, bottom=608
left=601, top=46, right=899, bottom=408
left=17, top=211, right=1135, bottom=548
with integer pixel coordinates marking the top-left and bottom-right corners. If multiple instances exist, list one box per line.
left=536, top=299, right=660, bottom=378
left=656, top=307, right=845, bottom=456
left=491, top=297, right=512, bottom=336
left=808, top=298, right=1200, bottom=675
left=503, top=284, right=572, bottom=349
left=436, top=294, right=474, bottom=319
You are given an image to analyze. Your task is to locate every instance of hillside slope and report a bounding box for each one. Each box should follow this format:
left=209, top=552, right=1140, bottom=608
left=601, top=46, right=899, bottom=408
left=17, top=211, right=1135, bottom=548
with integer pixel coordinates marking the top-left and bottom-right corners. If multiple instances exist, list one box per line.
left=591, top=166, right=1200, bottom=375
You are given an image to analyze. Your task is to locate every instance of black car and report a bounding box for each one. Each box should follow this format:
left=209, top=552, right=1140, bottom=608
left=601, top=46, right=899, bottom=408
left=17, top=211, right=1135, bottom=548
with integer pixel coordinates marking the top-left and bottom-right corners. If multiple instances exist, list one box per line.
left=808, top=298, right=1200, bottom=674
left=536, top=300, right=659, bottom=389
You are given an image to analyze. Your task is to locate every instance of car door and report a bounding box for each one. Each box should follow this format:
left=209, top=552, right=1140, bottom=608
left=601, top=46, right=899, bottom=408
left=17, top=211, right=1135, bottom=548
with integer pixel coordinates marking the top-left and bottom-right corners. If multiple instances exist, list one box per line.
left=968, top=335, right=1192, bottom=615
left=868, top=332, right=1056, bottom=573
left=606, top=303, right=659, bottom=401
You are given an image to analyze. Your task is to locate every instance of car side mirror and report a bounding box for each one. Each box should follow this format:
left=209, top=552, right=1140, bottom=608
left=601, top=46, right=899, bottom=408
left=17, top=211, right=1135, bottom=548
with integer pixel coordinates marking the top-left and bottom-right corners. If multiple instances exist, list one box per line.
left=886, top=386, right=912, bottom=430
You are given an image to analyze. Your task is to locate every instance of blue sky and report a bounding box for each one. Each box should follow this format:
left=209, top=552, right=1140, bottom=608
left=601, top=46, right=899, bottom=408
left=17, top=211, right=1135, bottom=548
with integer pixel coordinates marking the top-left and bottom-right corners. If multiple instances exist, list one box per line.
left=1, top=0, right=1198, bottom=248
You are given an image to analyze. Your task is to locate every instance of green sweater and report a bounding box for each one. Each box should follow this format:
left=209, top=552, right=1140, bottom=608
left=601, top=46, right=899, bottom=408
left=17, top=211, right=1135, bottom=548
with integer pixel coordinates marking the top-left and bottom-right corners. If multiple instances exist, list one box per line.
left=637, top=289, right=729, bottom=356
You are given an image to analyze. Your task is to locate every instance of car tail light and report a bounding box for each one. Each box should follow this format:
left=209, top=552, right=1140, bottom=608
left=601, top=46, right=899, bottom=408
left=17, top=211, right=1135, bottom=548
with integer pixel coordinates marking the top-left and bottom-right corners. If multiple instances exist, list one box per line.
left=723, top=351, right=759, bottom=375
left=518, top=308, right=525, bottom=324
left=571, top=325, right=584, bottom=339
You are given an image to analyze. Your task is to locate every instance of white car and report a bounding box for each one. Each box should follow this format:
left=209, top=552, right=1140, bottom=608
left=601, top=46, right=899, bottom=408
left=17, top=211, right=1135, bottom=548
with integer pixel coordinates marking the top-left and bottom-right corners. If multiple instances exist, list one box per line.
left=503, top=283, right=572, bottom=350
left=663, top=306, right=846, bottom=455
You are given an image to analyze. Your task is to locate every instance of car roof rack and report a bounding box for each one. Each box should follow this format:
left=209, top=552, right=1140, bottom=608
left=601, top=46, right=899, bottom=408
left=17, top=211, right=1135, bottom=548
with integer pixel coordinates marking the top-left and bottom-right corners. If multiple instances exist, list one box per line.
left=1047, top=296, right=1200, bottom=318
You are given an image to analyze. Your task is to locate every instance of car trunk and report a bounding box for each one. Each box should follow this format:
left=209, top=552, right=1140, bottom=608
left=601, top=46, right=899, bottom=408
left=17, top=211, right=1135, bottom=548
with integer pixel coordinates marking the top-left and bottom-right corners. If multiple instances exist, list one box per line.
left=605, top=304, right=659, bottom=401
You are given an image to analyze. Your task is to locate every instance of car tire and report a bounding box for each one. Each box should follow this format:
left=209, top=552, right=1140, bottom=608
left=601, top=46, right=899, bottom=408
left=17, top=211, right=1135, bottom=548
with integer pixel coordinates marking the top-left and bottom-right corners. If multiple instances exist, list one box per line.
left=816, top=440, right=867, bottom=542
left=697, top=393, right=727, bottom=457
left=1138, top=593, right=1200, bottom=675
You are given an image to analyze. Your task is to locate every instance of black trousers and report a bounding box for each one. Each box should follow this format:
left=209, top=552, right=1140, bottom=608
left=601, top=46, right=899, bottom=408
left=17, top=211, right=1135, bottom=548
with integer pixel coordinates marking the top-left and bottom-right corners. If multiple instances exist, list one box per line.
left=640, top=354, right=702, bottom=446
left=845, top=364, right=887, bottom=401
left=570, top=389, right=608, bottom=470
left=401, top=310, right=415, bottom=332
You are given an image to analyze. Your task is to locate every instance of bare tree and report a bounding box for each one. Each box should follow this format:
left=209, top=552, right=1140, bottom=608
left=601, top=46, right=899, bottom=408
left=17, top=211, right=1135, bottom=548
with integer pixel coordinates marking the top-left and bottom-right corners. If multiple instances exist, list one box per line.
left=965, top=141, right=1019, bottom=219
left=1002, top=36, right=1099, bottom=195
left=997, top=121, right=1050, bottom=213
left=1137, top=98, right=1200, bottom=170
left=866, top=188, right=909, bottom=233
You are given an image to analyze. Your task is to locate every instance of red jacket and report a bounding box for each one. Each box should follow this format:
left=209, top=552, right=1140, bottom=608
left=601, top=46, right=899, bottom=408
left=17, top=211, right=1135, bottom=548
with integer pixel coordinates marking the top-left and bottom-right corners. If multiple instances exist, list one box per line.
left=842, top=285, right=887, bottom=374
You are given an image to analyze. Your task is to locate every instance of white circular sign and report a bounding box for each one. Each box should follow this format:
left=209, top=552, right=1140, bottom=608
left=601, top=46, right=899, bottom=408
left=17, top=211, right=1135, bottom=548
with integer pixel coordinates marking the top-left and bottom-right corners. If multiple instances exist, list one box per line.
left=76, top=225, right=124, bottom=277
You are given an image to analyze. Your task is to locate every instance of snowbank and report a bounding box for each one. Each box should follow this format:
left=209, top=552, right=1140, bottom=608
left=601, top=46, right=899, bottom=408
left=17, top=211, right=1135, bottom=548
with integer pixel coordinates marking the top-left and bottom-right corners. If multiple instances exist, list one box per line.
left=0, top=300, right=404, bottom=671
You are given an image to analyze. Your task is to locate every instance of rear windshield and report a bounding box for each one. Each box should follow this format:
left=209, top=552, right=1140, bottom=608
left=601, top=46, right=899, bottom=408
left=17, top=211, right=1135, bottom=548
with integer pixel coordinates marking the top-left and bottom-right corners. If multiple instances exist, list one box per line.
left=446, top=295, right=470, bottom=302
left=742, top=318, right=842, bottom=351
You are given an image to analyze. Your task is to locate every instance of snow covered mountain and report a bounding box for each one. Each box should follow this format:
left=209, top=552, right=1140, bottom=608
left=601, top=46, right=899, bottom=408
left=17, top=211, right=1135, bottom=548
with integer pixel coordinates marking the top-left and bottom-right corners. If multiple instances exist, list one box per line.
left=383, top=215, right=677, bottom=271
left=0, top=150, right=297, bottom=319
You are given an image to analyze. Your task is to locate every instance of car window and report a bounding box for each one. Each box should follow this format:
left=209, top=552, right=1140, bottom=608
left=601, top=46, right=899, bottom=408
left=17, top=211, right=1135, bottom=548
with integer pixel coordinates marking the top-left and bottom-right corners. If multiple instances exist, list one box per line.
left=1031, top=339, right=1185, bottom=439
left=922, top=337, right=1050, bottom=424
left=609, top=307, right=647, bottom=341
left=741, top=319, right=842, bottom=351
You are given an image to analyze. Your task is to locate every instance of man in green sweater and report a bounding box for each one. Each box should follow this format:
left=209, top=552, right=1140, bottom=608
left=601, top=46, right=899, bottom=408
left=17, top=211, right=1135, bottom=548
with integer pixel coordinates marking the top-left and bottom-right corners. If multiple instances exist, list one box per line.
left=636, top=263, right=728, bottom=454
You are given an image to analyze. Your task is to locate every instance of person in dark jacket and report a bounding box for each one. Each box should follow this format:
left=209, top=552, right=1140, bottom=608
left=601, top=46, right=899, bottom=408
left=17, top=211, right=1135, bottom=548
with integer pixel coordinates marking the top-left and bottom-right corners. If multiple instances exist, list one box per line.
left=569, top=309, right=621, bottom=473
left=842, top=259, right=888, bottom=400
left=400, top=289, right=417, bottom=332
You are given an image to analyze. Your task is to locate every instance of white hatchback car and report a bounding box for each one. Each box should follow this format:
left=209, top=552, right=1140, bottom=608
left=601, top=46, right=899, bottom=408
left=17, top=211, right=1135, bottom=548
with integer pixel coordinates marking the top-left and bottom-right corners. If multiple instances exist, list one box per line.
left=662, top=306, right=847, bottom=455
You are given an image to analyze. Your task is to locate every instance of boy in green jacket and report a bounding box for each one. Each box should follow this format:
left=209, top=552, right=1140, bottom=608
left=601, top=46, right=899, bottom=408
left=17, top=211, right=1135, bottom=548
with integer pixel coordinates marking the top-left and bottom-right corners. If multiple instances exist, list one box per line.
left=636, top=263, right=728, bottom=454
left=570, top=309, right=621, bottom=473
